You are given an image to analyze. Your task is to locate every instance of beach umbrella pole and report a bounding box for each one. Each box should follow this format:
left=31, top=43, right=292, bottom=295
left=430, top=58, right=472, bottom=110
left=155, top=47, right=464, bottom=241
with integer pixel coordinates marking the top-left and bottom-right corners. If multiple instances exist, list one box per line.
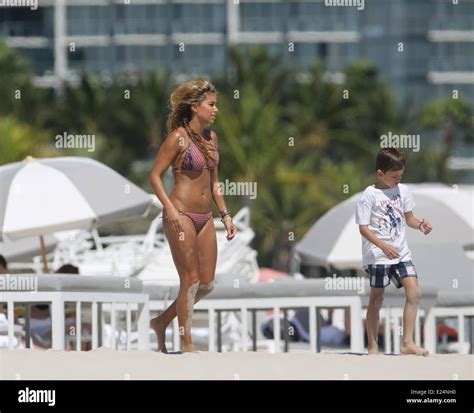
left=39, top=235, right=49, bottom=273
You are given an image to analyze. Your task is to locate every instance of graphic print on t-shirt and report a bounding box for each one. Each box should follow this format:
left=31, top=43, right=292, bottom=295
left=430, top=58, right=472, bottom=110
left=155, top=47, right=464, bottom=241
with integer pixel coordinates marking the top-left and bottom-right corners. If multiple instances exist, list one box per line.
left=356, top=183, right=415, bottom=266
left=378, top=194, right=402, bottom=241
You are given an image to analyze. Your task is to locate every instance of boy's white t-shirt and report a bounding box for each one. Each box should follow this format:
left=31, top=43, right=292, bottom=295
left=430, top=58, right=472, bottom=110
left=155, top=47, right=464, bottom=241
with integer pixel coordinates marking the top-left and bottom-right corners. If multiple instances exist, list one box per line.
left=355, top=183, right=415, bottom=267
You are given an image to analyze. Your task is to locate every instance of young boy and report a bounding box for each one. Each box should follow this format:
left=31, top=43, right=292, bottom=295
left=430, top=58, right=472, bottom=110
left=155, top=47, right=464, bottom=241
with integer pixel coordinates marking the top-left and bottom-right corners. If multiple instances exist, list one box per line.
left=355, top=148, right=432, bottom=356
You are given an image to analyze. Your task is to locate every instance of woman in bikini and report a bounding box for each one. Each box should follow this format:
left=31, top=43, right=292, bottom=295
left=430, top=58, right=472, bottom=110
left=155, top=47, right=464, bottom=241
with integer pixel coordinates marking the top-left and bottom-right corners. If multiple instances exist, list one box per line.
left=149, top=78, right=237, bottom=353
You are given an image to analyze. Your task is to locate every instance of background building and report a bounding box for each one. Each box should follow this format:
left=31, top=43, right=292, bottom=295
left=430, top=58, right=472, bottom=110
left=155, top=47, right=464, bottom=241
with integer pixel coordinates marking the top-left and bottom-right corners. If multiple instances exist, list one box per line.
left=1, top=0, right=472, bottom=177
left=1, top=0, right=472, bottom=104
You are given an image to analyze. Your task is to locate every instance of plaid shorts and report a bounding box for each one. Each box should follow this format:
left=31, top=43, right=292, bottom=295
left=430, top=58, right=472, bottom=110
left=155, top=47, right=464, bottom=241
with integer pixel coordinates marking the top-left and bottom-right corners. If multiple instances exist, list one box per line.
left=364, top=260, right=417, bottom=289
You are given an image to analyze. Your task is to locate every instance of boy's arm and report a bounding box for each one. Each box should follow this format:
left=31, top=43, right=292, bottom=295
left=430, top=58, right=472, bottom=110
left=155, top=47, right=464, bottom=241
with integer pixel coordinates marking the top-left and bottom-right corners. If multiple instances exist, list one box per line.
left=404, top=211, right=423, bottom=229
left=402, top=187, right=432, bottom=235
left=359, top=225, right=400, bottom=259
left=404, top=211, right=432, bottom=235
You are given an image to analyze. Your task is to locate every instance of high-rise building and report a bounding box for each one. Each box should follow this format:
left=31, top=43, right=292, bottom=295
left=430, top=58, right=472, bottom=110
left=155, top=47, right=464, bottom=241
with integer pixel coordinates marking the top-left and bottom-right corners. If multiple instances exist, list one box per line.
left=1, top=0, right=472, bottom=106
left=1, top=0, right=472, bottom=178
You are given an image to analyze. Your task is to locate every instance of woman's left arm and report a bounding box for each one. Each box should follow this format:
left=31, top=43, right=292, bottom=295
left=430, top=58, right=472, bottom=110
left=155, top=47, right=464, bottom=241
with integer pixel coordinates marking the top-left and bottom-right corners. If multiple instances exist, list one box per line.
left=210, top=130, right=226, bottom=211
left=210, top=131, right=236, bottom=240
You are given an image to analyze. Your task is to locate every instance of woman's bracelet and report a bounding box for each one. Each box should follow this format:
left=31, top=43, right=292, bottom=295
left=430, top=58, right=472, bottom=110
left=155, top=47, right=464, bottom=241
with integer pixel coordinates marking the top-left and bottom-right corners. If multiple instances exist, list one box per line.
left=418, top=219, right=425, bottom=231
left=220, top=209, right=231, bottom=218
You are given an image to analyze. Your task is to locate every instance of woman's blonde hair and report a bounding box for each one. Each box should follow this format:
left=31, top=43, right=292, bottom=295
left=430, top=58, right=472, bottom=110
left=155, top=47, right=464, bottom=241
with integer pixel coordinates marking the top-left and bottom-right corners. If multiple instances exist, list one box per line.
left=166, top=77, right=217, bottom=166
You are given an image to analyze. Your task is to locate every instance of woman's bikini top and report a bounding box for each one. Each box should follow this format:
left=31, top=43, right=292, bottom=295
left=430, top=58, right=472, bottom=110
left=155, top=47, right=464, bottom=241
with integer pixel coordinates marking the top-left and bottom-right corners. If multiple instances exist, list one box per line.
left=172, top=130, right=219, bottom=172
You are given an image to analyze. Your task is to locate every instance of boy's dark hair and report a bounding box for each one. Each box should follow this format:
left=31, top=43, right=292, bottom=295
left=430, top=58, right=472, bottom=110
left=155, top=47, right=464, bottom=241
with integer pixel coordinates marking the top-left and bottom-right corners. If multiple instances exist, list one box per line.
left=376, top=148, right=405, bottom=172
left=0, top=255, right=7, bottom=270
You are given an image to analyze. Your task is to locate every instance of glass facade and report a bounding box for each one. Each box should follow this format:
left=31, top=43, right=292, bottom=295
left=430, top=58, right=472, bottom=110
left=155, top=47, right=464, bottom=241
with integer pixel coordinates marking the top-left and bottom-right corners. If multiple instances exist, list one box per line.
left=69, top=46, right=114, bottom=76
left=115, top=45, right=172, bottom=73
left=0, top=6, right=53, bottom=37
left=20, top=47, right=54, bottom=75
left=0, top=0, right=472, bottom=105
left=172, top=3, right=225, bottom=33
left=67, top=6, right=111, bottom=36
left=114, top=4, right=170, bottom=35
left=291, top=42, right=360, bottom=72
left=430, top=43, right=474, bottom=72
left=240, top=2, right=289, bottom=32
left=172, top=44, right=226, bottom=77
left=430, top=0, right=474, bottom=30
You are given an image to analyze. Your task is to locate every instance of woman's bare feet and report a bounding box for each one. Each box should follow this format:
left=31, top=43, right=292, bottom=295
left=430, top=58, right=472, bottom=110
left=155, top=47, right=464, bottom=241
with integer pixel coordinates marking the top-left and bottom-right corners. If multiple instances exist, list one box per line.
left=401, top=342, right=429, bottom=356
left=368, top=346, right=379, bottom=355
left=150, top=317, right=168, bottom=353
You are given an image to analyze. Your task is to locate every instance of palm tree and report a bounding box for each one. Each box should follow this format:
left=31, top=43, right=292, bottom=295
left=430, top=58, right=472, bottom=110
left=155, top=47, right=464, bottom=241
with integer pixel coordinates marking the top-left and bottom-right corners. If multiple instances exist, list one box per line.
left=416, top=96, right=473, bottom=151
left=217, top=45, right=292, bottom=105
left=0, top=117, right=58, bottom=166
left=0, top=41, right=50, bottom=127
left=287, top=61, right=398, bottom=166
left=403, top=97, right=474, bottom=183
left=45, top=70, right=172, bottom=176
left=215, top=48, right=418, bottom=270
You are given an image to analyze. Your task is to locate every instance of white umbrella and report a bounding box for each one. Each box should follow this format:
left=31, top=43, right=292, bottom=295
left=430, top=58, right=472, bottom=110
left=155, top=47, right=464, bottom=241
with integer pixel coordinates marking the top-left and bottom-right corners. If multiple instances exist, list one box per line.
left=0, top=235, right=58, bottom=263
left=0, top=156, right=152, bottom=272
left=295, top=183, right=474, bottom=270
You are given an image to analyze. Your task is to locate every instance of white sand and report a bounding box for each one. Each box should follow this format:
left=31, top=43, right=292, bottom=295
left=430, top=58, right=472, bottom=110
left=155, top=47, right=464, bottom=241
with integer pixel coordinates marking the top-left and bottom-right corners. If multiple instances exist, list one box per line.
left=1, top=349, right=472, bottom=380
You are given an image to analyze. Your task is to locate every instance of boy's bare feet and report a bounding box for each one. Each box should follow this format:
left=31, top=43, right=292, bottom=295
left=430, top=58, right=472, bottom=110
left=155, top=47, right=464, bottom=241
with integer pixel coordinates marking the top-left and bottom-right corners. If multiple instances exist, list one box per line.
left=150, top=317, right=168, bottom=353
left=182, top=343, right=198, bottom=353
left=401, top=342, right=429, bottom=356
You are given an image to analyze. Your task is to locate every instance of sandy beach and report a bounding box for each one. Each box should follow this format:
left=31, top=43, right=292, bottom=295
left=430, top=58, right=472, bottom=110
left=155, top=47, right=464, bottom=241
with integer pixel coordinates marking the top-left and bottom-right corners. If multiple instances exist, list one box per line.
left=1, top=349, right=472, bottom=380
